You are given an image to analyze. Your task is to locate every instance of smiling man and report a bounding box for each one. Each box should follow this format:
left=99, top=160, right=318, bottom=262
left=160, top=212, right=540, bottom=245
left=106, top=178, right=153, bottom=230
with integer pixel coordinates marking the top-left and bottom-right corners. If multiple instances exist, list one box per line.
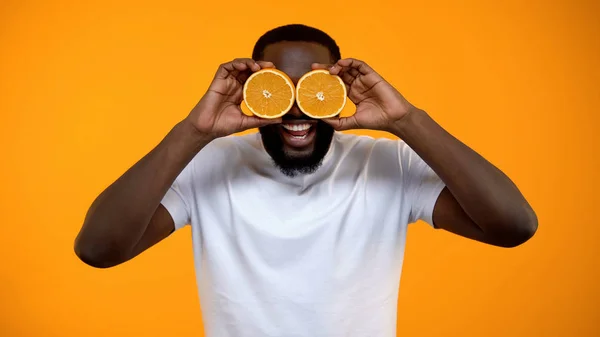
left=75, top=24, right=538, bottom=337
left=255, top=38, right=338, bottom=177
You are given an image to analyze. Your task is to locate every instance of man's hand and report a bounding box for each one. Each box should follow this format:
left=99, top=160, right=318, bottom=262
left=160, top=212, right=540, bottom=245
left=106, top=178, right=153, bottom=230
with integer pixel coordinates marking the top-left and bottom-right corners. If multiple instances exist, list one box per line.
left=312, top=58, right=417, bottom=133
left=187, top=58, right=282, bottom=139
left=312, top=59, right=537, bottom=248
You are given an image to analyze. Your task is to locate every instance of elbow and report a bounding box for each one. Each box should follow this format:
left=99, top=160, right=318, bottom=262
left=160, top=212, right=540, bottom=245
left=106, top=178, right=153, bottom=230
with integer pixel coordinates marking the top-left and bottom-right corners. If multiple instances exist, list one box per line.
left=498, top=221, right=537, bottom=248
left=489, top=206, right=538, bottom=248
left=74, top=235, right=125, bottom=269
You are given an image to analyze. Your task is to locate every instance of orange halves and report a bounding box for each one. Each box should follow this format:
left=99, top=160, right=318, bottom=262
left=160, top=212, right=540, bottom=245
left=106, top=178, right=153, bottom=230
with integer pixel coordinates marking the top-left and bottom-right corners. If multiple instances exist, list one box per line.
left=295, top=69, right=347, bottom=119
left=242, top=69, right=295, bottom=119
left=243, top=69, right=346, bottom=119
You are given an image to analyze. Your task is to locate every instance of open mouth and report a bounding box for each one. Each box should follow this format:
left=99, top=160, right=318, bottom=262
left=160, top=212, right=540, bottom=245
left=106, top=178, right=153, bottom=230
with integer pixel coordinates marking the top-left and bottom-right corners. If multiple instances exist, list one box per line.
left=282, top=123, right=312, bottom=139
left=279, top=121, right=317, bottom=148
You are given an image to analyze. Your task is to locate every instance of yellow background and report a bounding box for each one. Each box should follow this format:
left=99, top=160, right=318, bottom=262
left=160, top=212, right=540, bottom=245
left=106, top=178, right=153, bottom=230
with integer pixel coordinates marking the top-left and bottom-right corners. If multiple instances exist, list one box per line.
left=1, top=0, right=598, bottom=336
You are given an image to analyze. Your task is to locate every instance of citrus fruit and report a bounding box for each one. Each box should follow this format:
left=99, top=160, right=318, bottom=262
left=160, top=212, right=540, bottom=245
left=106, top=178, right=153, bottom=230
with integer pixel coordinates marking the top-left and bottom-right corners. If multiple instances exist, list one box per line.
left=295, top=69, right=347, bottom=119
left=243, top=68, right=295, bottom=119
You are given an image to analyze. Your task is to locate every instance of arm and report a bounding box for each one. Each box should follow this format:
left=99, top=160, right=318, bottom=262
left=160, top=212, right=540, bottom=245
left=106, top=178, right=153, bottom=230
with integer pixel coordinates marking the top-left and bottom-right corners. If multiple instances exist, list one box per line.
left=322, top=58, right=537, bottom=248
left=74, top=59, right=280, bottom=268
left=392, top=109, right=537, bottom=247
left=74, top=121, right=210, bottom=268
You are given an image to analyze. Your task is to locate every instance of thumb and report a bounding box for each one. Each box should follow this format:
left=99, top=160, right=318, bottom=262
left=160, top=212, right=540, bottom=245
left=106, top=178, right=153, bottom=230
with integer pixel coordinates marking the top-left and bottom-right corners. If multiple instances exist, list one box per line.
left=240, top=115, right=282, bottom=130
left=311, top=63, right=333, bottom=71
left=323, top=116, right=360, bottom=131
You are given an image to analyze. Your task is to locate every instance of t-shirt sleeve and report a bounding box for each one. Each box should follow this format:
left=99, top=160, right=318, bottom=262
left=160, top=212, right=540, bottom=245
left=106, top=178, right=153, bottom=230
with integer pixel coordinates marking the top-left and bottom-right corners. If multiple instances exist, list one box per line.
left=398, top=141, right=446, bottom=227
left=160, top=161, right=194, bottom=231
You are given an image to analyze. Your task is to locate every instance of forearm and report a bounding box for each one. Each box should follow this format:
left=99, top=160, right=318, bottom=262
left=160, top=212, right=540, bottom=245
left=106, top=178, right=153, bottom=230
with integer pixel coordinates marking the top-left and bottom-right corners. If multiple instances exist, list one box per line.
left=391, top=109, right=537, bottom=233
left=75, top=120, right=212, bottom=262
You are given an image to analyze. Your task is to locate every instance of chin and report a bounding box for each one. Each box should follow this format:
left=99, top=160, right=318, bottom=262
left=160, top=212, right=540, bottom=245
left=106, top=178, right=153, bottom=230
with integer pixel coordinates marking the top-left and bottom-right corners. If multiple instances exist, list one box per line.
left=259, top=120, right=335, bottom=177
left=283, top=145, right=316, bottom=159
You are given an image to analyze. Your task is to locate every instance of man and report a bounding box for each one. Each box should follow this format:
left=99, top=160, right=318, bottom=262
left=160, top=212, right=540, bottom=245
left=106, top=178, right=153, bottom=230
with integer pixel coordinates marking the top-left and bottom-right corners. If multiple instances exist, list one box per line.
left=75, top=24, right=537, bottom=336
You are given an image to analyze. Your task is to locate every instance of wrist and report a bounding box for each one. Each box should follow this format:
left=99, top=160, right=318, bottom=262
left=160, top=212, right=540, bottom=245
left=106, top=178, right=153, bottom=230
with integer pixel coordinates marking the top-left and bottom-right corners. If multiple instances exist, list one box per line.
left=388, top=107, right=428, bottom=139
left=177, top=118, right=215, bottom=150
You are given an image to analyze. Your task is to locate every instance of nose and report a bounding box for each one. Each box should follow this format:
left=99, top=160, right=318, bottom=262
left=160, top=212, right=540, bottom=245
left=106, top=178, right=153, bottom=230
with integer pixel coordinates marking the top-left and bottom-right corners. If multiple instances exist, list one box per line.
left=286, top=103, right=304, bottom=118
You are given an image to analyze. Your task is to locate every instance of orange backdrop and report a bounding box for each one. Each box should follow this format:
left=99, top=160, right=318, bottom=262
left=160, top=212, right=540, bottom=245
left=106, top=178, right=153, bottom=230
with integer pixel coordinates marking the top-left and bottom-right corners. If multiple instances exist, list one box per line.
left=1, top=0, right=598, bottom=336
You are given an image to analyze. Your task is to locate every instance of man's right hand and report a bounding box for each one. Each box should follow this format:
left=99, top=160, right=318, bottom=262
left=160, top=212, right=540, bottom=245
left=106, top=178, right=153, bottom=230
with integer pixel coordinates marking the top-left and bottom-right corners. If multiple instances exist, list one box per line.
left=75, top=59, right=282, bottom=268
left=185, top=58, right=282, bottom=139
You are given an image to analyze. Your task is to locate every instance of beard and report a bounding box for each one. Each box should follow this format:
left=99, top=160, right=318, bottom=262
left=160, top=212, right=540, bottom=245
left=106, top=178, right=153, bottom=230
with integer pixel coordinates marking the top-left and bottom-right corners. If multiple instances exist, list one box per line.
left=259, top=119, right=335, bottom=178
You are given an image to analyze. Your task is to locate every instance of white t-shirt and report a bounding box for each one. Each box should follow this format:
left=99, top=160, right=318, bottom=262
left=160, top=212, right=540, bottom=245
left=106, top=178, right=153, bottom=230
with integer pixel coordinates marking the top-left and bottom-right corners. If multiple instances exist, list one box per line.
left=161, top=132, right=445, bottom=337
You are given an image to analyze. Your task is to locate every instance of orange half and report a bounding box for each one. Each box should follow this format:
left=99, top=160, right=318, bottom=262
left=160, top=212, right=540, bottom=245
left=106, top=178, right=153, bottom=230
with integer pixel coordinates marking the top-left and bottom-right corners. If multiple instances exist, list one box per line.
left=243, top=68, right=295, bottom=119
left=295, top=69, right=347, bottom=119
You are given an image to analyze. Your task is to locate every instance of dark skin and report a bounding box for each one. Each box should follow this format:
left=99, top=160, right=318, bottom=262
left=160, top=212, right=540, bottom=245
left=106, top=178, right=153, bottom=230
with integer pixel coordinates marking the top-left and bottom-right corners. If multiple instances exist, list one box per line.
left=315, top=58, right=538, bottom=247
left=258, top=42, right=335, bottom=161
left=313, top=59, right=538, bottom=247
left=75, top=41, right=537, bottom=268
left=74, top=59, right=282, bottom=267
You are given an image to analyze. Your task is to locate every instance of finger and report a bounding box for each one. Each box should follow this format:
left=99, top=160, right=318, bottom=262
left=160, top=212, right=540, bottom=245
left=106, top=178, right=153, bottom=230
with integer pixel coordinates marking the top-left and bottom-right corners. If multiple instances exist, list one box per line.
left=237, top=71, right=251, bottom=86
left=347, top=68, right=360, bottom=78
left=257, top=61, right=275, bottom=69
left=230, top=59, right=260, bottom=84
left=323, top=116, right=361, bottom=131
left=330, top=58, right=374, bottom=76
left=340, top=70, right=358, bottom=87
left=215, top=62, right=234, bottom=80
left=215, top=58, right=259, bottom=79
left=231, top=62, right=250, bottom=72
left=240, top=115, right=282, bottom=130
left=311, top=63, right=332, bottom=70
left=233, top=60, right=272, bottom=84
left=232, top=58, right=260, bottom=72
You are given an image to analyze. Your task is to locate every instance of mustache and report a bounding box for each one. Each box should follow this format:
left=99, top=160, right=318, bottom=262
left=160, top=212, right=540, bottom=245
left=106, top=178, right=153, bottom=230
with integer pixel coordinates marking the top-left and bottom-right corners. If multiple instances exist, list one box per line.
left=281, top=115, right=318, bottom=121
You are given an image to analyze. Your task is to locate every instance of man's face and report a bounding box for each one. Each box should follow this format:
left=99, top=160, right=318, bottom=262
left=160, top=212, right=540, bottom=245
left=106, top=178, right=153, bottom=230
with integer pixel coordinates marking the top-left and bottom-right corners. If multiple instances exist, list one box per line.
left=258, top=41, right=336, bottom=177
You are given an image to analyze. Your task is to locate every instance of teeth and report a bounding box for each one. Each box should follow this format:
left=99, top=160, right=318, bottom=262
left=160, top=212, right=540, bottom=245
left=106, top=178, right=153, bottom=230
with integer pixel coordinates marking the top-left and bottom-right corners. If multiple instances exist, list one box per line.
left=291, top=134, right=308, bottom=139
left=282, top=123, right=311, bottom=131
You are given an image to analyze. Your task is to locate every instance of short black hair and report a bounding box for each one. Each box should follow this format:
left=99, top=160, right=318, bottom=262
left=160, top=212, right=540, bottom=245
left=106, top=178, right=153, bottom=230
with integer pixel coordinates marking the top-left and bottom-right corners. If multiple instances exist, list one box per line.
left=252, top=24, right=341, bottom=62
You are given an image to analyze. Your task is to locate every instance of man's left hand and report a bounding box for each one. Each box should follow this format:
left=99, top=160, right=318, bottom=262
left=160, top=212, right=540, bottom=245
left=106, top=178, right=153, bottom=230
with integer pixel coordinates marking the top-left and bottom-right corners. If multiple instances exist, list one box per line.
left=312, top=58, right=418, bottom=133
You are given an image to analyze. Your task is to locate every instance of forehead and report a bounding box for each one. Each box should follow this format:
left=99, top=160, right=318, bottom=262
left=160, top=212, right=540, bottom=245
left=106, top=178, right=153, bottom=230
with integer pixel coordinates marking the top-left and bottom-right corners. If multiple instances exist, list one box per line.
left=261, top=41, right=333, bottom=83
